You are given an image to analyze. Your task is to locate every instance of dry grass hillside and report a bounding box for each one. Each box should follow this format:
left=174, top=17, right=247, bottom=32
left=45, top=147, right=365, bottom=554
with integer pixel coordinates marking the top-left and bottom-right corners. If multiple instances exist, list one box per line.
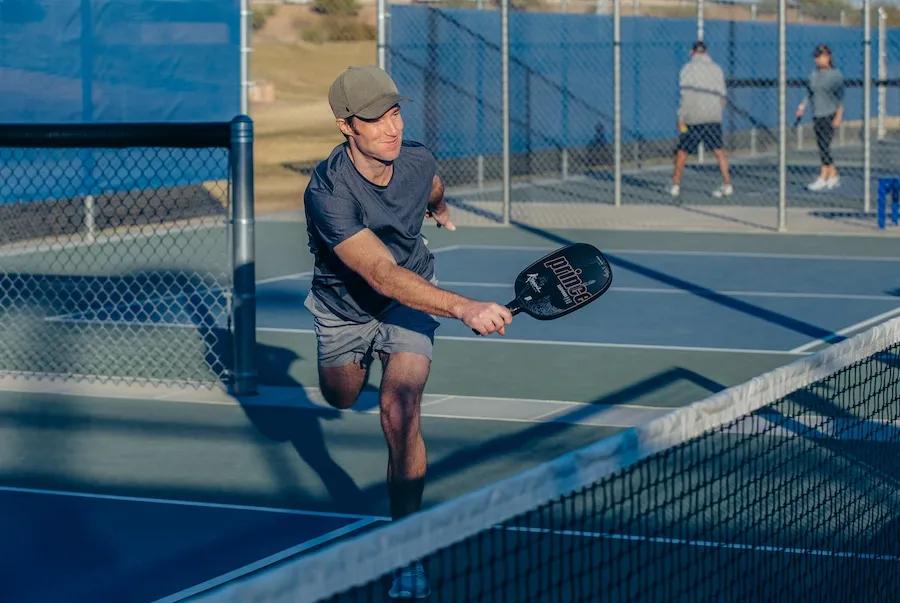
left=250, top=4, right=375, bottom=213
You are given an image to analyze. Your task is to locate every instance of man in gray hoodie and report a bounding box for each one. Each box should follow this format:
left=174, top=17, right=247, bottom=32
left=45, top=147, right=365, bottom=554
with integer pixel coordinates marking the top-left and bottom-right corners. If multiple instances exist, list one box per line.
left=670, top=40, right=733, bottom=199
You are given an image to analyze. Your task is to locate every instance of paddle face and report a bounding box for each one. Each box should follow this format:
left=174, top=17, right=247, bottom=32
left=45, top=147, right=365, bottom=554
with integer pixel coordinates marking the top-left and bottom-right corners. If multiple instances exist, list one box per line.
left=508, top=243, right=612, bottom=320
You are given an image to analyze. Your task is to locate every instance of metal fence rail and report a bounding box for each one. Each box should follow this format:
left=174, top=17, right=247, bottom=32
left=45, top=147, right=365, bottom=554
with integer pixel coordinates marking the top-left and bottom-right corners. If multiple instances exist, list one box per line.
left=0, top=118, right=257, bottom=392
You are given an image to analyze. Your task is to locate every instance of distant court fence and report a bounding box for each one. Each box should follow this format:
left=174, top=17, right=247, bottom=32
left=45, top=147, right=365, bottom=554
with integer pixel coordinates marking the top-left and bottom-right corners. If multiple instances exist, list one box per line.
left=0, top=117, right=257, bottom=393
left=379, top=0, right=899, bottom=230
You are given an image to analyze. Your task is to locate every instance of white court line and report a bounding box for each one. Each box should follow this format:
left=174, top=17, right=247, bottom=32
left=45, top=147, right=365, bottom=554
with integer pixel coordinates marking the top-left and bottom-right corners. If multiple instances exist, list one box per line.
left=0, top=485, right=388, bottom=521
left=349, top=410, right=650, bottom=428
left=0, top=221, right=220, bottom=259
left=257, top=271, right=312, bottom=285
left=0, top=378, right=674, bottom=427
left=440, top=244, right=900, bottom=263
left=790, top=306, right=900, bottom=354
left=258, top=327, right=804, bottom=355
left=155, top=517, right=381, bottom=603
left=250, top=244, right=461, bottom=286
left=439, top=281, right=900, bottom=302
left=503, top=525, right=900, bottom=563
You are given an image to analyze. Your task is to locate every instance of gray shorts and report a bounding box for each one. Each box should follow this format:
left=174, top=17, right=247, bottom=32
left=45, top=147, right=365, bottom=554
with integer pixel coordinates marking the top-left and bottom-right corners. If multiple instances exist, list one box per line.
left=304, top=292, right=440, bottom=368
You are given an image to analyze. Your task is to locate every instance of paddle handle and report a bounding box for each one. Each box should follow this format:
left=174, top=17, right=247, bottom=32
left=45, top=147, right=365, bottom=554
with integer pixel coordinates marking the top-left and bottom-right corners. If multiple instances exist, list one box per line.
left=470, top=300, right=521, bottom=335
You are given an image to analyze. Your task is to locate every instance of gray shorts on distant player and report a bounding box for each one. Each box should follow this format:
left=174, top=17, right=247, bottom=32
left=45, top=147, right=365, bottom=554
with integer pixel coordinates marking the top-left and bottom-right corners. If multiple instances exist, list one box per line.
left=305, top=292, right=440, bottom=367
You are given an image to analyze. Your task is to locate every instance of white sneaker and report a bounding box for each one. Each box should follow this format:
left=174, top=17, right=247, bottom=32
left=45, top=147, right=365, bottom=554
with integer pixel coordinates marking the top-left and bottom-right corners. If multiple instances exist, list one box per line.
left=669, top=184, right=680, bottom=197
left=825, top=176, right=840, bottom=190
left=389, top=561, right=430, bottom=599
left=807, top=178, right=828, bottom=191
left=711, top=184, right=734, bottom=198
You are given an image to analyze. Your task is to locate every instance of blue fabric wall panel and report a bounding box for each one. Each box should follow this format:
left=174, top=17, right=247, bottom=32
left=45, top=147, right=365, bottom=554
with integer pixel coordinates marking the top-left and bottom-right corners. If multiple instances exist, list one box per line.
left=390, top=6, right=898, bottom=160
left=0, top=0, right=240, bottom=123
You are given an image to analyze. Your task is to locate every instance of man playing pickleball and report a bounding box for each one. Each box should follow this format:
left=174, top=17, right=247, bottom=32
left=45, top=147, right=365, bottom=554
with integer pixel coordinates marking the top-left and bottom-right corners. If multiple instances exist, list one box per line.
left=303, top=65, right=512, bottom=598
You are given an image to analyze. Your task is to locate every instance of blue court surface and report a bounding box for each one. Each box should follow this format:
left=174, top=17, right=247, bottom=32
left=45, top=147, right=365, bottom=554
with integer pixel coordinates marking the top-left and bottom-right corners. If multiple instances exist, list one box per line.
left=0, top=487, right=383, bottom=602
left=7, top=238, right=900, bottom=601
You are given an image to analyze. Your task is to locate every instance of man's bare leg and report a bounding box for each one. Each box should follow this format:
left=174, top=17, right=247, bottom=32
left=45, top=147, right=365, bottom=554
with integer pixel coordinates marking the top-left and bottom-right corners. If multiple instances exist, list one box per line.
left=713, top=149, right=731, bottom=186
left=672, top=149, right=688, bottom=186
left=378, top=351, right=430, bottom=519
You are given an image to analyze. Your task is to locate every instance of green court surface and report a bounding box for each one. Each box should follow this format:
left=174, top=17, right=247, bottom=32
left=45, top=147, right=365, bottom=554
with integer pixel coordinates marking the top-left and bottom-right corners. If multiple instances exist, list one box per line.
left=2, top=219, right=898, bottom=518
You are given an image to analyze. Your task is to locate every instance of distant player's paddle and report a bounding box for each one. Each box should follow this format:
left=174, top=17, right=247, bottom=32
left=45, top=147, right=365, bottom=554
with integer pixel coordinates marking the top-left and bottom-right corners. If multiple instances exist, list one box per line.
left=506, top=243, right=612, bottom=320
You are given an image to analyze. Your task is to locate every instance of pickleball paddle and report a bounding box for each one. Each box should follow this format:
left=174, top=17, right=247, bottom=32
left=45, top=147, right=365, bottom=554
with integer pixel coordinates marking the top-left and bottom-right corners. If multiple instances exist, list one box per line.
left=506, top=243, right=613, bottom=320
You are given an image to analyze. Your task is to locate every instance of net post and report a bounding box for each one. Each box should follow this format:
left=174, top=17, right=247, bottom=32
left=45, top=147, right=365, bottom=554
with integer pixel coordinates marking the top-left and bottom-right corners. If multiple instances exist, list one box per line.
left=501, top=0, right=511, bottom=225
left=613, top=0, right=622, bottom=207
left=863, top=0, right=872, bottom=214
left=230, top=115, right=258, bottom=396
left=777, top=0, right=787, bottom=232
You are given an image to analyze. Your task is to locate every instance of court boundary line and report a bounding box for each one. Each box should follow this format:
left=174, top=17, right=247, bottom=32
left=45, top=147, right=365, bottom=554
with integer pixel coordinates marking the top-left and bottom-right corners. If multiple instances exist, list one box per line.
left=439, top=244, right=900, bottom=262
left=155, top=518, right=382, bottom=603
left=0, top=219, right=224, bottom=259
left=789, top=306, right=900, bottom=353
left=0, top=485, right=388, bottom=521
left=503, top=525, right=900, bottom=563
left=257, top=327, right=806, bottom=355
left=44, top=244, right=462, bottom=323
left=256, top=275, right=900, bottom=303
left=438, top=281, right=900, bottom=302
left=0, top=379, right=678, bottom=428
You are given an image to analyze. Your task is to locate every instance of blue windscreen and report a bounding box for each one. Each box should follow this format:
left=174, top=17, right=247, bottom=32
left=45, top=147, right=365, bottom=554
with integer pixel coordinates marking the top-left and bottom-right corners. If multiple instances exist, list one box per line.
left=0, top=0, right=240, bottom=124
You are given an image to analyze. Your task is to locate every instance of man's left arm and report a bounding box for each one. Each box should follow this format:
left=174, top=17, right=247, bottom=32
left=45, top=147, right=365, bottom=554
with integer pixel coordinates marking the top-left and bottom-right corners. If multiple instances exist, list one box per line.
left=425, top=174, right=456, bottom=231
left=832, top=71, right=845, bottom=127
left=718, top=66, right=727, bottom=109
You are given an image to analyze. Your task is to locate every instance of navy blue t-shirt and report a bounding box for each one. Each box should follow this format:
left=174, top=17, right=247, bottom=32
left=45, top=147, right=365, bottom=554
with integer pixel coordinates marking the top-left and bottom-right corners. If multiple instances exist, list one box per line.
left=304, top=141, right=437, bottom=322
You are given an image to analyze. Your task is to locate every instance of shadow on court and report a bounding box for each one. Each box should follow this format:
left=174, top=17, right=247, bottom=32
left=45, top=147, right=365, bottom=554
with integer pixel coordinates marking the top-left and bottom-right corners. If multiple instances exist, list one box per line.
left=237, top=341, right=365, bottom=512
left=510, top=221, right=844, bottom=345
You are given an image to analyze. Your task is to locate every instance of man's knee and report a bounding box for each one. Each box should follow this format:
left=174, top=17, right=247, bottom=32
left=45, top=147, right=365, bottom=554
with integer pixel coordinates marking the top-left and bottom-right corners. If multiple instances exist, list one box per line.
left=318, top=363, right=367, bottom=410
left=320, top=387, right=357, bottom=410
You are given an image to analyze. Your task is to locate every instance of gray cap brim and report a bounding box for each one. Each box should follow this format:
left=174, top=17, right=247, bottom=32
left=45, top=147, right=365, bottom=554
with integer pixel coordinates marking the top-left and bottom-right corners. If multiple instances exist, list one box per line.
left=354, top=93, right=409, bottom=120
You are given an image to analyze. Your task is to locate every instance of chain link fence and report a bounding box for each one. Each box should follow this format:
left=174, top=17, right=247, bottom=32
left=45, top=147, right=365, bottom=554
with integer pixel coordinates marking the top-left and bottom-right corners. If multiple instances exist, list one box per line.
left=0, top=120, right=257, bottom=390
left=383, top=0, right=899, bottom=229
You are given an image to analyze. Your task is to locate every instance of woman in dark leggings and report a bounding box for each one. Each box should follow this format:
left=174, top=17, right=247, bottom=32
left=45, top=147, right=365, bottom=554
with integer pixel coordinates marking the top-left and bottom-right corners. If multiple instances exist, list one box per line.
left=795, top=44, right=845, bottom=191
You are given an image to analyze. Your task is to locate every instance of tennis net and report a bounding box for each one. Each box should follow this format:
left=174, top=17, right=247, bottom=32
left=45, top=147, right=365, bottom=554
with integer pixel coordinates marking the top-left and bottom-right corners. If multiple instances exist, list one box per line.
left=198, top=317, right=900, bottom=602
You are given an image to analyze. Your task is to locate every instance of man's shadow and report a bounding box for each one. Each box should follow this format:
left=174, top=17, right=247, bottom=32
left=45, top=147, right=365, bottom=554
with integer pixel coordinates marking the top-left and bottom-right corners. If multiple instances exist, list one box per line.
left=177, top=275, right=364, bottom=511
left=236, top=342, right=366, bottom=513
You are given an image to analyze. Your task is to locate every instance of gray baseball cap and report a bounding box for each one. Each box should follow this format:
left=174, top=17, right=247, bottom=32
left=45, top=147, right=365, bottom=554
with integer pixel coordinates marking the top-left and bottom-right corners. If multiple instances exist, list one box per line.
left=328, top=66, right=408, bottom=120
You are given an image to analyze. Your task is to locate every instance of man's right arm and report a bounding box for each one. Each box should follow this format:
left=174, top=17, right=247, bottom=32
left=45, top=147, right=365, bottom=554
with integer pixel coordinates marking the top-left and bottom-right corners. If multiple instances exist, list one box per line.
left=334, top=228, right=512, bottom=336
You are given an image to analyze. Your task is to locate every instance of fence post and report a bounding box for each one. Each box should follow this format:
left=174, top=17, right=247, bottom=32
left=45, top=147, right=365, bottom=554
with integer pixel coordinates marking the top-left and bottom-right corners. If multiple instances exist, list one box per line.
left=477, top=0, right=484, bottom=184
left=501, top=0, right=511, bottom=225
left=778, top=0, right=787, bottom=232
left=697, top=0, right=705, bottom=164
left=377, top=0, right=387, bottom=70
left=863, top=0, right=872, bottom=214
left=230, top=115, right=257, bottom=396
left=750, top=4, right=758, bottom=156
left=877, top=7, right=886, bottom=141
left=614, top=0, right=622, bottom=207
left=240, top=0, right=250, bottom=114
